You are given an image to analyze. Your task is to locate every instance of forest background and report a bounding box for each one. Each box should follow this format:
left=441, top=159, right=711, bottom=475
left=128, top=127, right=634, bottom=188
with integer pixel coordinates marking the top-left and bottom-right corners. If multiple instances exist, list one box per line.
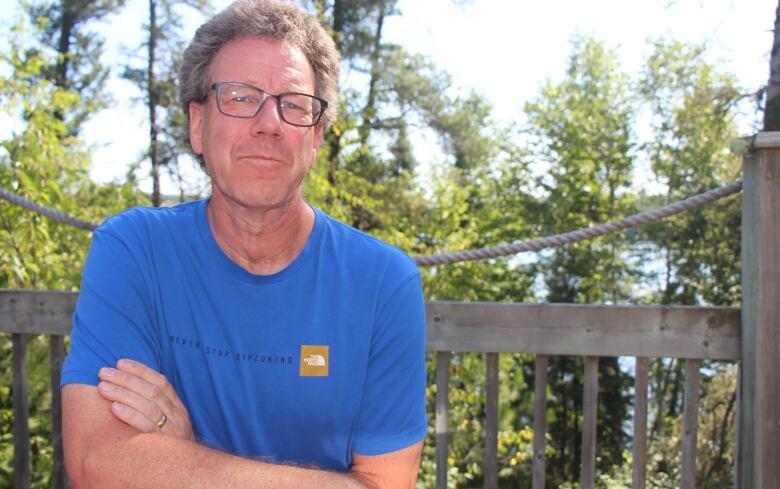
left=0, top=0, right=774, bottom=487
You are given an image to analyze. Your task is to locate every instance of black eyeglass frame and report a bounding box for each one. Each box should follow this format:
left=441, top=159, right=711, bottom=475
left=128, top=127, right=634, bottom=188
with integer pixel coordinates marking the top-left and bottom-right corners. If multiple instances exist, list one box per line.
left=209, top=82, right=328, bottom=128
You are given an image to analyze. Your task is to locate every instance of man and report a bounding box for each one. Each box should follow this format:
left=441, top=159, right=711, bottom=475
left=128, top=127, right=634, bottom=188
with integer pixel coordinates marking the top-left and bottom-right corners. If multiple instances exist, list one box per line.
left=60, top=1, right=427, bottom=487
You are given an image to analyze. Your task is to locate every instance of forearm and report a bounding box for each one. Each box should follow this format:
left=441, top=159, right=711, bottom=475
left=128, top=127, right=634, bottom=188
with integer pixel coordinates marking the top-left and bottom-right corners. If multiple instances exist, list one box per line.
left=75, top=433, right=369, bottom=489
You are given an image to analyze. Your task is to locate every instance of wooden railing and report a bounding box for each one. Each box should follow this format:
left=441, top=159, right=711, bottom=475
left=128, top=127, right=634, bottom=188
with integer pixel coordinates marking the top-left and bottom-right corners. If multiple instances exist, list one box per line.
left=426, top=301, right=740, bottom=489
left=0, top=291, right=741, bottom=489
left=1, top=290, right=74, bottom=489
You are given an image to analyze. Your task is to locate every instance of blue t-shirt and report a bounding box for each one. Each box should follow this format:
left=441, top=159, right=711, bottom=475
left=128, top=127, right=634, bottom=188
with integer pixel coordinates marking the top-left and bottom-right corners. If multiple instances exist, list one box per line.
left=61, top=200, right=427, bottom=470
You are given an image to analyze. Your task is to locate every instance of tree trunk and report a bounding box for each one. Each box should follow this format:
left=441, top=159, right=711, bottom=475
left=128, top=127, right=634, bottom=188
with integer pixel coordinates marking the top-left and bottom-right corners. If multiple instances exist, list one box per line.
left=53, top=0, right=77, bottom=125
left=55, top=0, right=76, bottom=88
left=148, top=0, right=161, bottom=207
left=331, top=0, right=346, bottom=52
left=359, top=2, right=386, bottom=149
left=323, top=0, right=347, bottom=189
left=764, top=1, right=780, bottom=130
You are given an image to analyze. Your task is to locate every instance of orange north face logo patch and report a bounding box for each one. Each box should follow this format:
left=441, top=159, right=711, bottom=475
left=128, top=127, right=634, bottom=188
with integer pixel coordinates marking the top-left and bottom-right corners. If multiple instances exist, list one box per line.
left=299, top=345, right=329, bottom=377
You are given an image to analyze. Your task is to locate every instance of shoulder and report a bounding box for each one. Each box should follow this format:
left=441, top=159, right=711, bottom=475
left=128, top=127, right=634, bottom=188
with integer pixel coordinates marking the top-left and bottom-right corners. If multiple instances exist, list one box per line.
left=315, top=209, right=419, bottom=280
left=97, top=200, right=203, bottom=242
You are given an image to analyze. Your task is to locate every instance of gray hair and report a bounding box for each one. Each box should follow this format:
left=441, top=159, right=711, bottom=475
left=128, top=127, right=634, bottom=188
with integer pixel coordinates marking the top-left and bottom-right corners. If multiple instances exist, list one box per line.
left=179, top=0, right=340, bottom=156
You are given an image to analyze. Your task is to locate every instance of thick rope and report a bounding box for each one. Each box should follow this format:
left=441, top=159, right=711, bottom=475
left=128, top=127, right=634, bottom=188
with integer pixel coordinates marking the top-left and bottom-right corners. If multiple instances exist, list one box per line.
left=0, top=187, right=98, bottom=231
left=0, top=181, right=743, bottom=265
left=412, top=181, right=743, bottom=267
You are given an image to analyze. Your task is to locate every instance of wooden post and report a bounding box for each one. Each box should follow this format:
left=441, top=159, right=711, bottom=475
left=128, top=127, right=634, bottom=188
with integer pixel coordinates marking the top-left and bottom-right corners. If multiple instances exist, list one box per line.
left=532, top=355, right=549, bottom=489
left=12, top=334, right=30, bottom=489
left=435, top=351, right=450, bottom=489
left=580, top=357, right=598, bottom=489
left=50, top=335, right=67, bottom=489
left=739, top=132, right=780, bottom=489
left=484, top=353, right=499, bottom=489
left=680, top=359, right=701, bottom=489
left=632, top=357, right=649, bottom=489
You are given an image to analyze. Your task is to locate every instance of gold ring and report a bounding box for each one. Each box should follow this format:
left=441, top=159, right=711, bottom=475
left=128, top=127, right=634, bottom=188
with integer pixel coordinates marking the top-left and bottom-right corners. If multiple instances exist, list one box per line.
left=157, top=414, right=168, bottom=428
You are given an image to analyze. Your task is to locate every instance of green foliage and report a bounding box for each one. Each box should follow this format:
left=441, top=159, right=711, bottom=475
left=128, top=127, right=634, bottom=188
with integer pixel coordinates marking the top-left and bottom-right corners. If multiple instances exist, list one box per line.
left=639, top=39, right=742, bottom=307
left=26, top=0, right=126, bottom=135
left=637, top=40, right=743, bottom=487
left=641, top=364, right=737, bottom=489
left=522, top=36, right=637, bottom=485
left=0, top=13, right=146, bottom=487
left=0, top=17, right=145, bottom=289
left=526, top=35, right=636, bottom=304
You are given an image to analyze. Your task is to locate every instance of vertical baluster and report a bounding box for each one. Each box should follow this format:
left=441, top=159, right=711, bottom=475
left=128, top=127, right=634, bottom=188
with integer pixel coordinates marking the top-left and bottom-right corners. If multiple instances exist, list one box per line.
left=681, top=359, right=701, bottom=489
left=436, top=351, right=450, bottom=489
left=13, top=333, right=30, bottom=489
left=50, top=335, right=67, bottom=489
left=485, top=353, right=499, bottom=489
left=580, top=356, right=599, bottom=489
left=632, top=357, right=649, bottom=489
left=532, top=354, right=549, bottom=489
left=734, top=364, right=740, bottom=489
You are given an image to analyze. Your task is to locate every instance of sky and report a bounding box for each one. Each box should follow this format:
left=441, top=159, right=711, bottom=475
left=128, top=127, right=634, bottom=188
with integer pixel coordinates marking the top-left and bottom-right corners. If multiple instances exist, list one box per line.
left=0, top=0, right=776, bottom=194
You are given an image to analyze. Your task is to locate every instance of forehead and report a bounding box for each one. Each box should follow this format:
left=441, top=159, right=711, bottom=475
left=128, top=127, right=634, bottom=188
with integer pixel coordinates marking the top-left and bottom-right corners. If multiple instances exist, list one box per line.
left=209, top=37, right=314, bottom=91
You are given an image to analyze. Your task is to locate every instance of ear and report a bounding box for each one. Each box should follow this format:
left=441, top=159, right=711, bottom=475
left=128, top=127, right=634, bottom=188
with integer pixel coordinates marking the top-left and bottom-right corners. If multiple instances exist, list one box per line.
left=189, top=101, right=205, bottom=156
left=309, top=123, right=325, bottom=163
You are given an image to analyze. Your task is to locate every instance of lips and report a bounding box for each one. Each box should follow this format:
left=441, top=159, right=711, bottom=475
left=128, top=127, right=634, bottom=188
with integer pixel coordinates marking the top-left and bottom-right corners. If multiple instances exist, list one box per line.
left=238, top=154, right=282, bottom=163
left=236, top=154, right=288, bottom=171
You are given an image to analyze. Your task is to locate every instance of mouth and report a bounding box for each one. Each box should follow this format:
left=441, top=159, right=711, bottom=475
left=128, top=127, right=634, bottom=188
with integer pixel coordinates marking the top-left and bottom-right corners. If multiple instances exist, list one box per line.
left=239, top=154, right=282, bottom=162
left=237, top=154, right=287, bottom=170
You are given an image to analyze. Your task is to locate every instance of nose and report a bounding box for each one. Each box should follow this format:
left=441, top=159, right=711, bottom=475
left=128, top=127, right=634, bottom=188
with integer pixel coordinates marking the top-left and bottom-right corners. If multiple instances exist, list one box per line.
left=250, top=95, right=283, bottom=136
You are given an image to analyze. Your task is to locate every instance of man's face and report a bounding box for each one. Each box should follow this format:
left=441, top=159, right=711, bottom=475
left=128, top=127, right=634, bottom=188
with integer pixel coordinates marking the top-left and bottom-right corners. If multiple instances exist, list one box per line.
left=189, top=37, right=324, bottom=211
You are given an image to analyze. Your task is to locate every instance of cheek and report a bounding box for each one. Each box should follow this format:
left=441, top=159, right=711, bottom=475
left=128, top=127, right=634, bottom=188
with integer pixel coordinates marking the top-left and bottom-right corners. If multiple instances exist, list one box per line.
left=201, top=122, right=237, bottom=163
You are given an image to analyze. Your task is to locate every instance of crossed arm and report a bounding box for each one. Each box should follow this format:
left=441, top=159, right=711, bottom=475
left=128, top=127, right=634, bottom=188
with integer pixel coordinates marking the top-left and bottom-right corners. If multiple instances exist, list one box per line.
left=63, top=360, right=423, bottom=489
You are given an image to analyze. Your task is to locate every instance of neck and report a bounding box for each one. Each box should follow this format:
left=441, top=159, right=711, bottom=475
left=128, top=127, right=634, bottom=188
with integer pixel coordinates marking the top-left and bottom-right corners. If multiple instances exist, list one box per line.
left=206, top=193, right=314, bottom=275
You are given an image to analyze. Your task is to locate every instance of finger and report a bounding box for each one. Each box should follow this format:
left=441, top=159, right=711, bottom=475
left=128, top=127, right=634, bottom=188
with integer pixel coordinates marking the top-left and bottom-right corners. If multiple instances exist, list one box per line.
left=98, top=367, right=177, bottom=415
left=110, top=401, right=159, bottom=433
left=116, top=358, right=166, bottom=387
left=97, top=370, right=194, bottom=441
left=98, top=381, right=166, bottom=428
left=115, top=359, right=186, bottom=410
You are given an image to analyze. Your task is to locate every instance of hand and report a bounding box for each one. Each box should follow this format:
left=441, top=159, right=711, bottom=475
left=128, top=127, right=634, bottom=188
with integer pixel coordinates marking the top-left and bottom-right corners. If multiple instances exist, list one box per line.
left=97, top=358, right=195, bottom=442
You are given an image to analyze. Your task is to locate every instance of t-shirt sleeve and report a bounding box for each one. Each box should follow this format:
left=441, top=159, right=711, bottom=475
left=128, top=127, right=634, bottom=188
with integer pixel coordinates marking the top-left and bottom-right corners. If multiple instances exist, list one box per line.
left=351, top=268, right=427, bottom=456
left=61, top=225, right=162, bottom=386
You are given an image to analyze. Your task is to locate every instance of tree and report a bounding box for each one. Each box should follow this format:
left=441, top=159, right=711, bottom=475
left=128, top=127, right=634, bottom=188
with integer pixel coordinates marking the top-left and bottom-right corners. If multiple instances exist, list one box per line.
left=0, top=15, right=146, bottom=486
left=523, top=35, right=636, bottom=485
left=306, top=0, right=475, bottom=240
left=123, top=0, right=211, bottom=206
left=764, top=1, right=780, bottom=130
left=414, top=114, right=540, bottom=489
left=639, top=39, right=744, bottom=486
left=27, top=0, right=125, bottom=135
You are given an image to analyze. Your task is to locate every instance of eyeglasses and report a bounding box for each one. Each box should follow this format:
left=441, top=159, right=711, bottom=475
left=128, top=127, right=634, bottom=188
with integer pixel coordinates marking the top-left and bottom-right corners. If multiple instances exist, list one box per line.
left=210, top=82, right=328, bottom=127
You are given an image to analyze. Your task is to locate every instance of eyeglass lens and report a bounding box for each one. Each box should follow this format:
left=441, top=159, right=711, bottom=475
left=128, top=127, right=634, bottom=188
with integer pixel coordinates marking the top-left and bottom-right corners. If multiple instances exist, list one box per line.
left=215, top=83, right=323, bottom=126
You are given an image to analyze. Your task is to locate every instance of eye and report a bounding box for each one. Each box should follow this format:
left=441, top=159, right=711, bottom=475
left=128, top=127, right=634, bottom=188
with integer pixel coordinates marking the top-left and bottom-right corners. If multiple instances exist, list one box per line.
left=280, top=99, right=305, bottom=112
left=219, top=84, right=261, bottom=106
left=229, top=93, right=257, bottom=104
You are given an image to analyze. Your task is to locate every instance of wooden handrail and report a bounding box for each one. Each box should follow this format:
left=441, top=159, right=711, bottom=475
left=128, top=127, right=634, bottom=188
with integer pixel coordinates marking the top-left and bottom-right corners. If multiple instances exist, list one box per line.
left=426, top=301, right=740, bottom=360
left=0, top=290, right=744, bottom=488
left=0, top=290, right=76, bottom=335
left=0, top=292, right=742, bottom=361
